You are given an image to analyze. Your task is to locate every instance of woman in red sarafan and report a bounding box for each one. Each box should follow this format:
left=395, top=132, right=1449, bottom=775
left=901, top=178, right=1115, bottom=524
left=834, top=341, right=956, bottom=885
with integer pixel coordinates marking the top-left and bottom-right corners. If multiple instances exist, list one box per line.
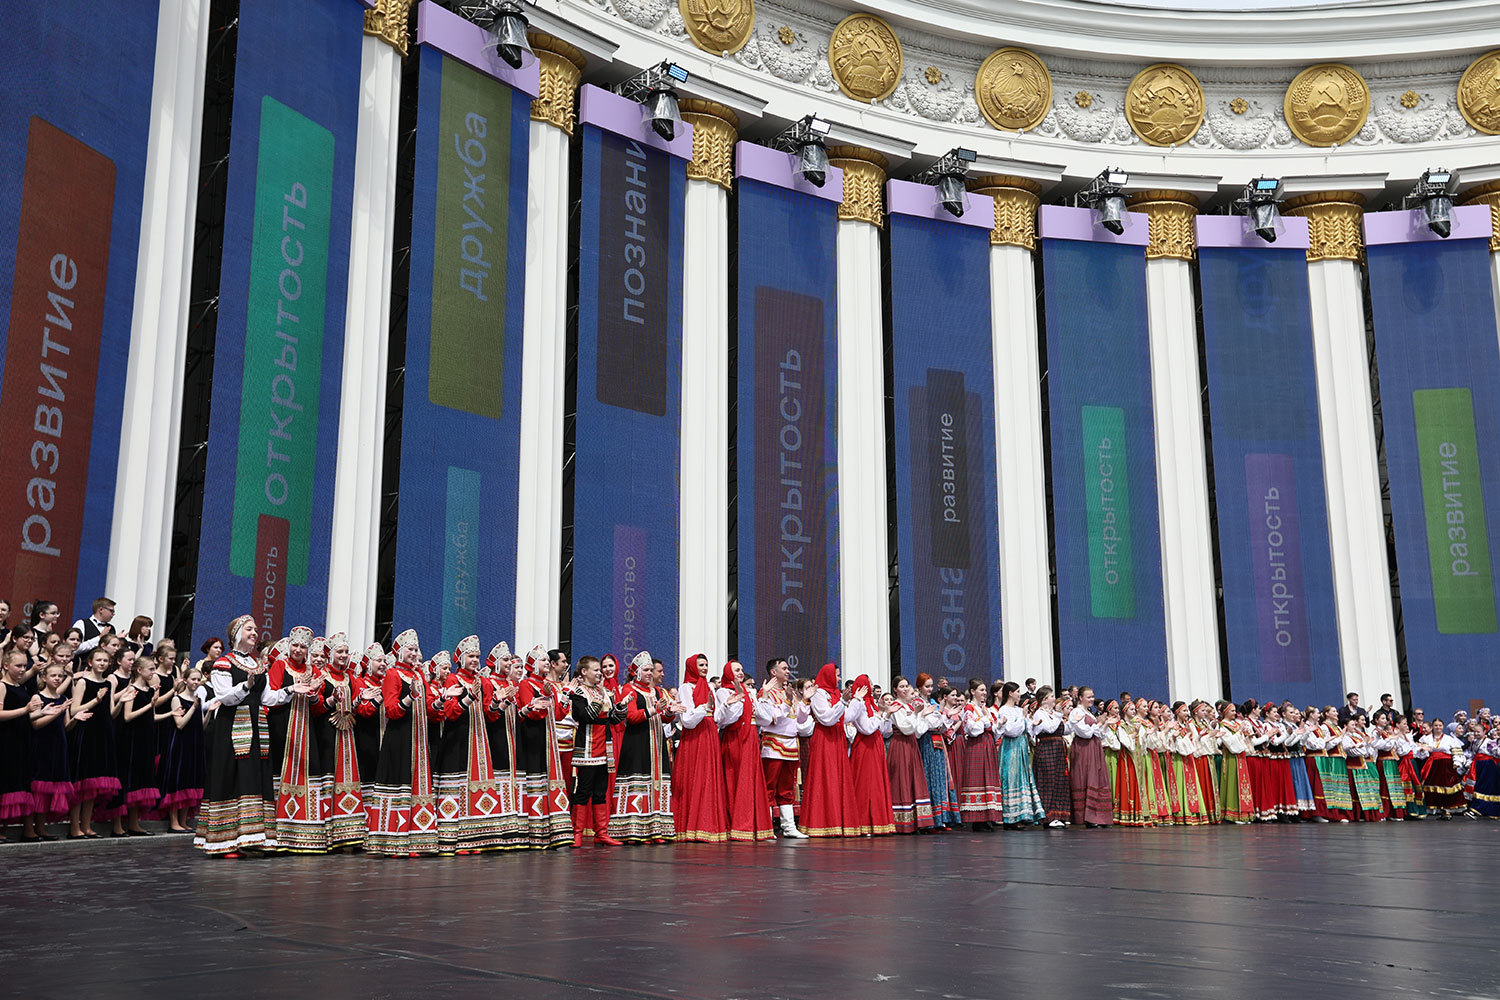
left=671, top=653, right=729, bottom=843
left=846, top=674, right=896, bottom=837
left=716, top=660, right=773, bottom=842
left=800, top=663, right=859, bottom=837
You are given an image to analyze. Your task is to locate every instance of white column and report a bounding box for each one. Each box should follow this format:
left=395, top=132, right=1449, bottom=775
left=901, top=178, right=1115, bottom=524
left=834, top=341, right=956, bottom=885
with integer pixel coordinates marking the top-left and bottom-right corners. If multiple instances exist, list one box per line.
left=1131, top=194, right=1223, bottom=703
left=1289, top=194, right=1401, bottom=706
left=105, top=0, right=210, bottom=625
left=830, top=151, right=891, bottom=689
left=325, top=30, right=402, bottom=641
left=973, top=179, right=1053, bottom=684
left=677, top=102, right=735, bottom=671
left=514, top=43, right=582, bottom=648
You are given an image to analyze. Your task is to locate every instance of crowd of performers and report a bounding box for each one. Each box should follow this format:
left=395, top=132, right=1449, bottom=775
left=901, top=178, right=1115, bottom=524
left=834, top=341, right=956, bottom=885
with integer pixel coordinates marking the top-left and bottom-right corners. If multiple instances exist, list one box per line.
left=3, top=612, right=1498, bottom=852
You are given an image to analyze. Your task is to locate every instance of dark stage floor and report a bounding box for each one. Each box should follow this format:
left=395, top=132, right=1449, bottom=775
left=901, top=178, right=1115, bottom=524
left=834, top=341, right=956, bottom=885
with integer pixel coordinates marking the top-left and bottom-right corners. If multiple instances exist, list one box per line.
left=5, top=822, right=1498, bottom=999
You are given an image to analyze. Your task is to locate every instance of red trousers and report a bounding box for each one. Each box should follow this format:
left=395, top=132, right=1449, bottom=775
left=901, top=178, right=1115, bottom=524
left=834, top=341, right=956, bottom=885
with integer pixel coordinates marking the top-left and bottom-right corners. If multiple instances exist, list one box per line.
left=762, top=757, right=796, bottom=807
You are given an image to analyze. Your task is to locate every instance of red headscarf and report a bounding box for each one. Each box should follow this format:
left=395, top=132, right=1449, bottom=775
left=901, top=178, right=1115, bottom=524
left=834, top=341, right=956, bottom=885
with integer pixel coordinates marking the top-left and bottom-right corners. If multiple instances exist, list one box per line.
left=600, top=653, right=620, bottom=694
left=682, top=653, right=710, bottom=707
left=815, top=662, right=840, bottom=702
left=720, top=661, right=751, bottom=730
left=852, top=673, right=876, bottom=718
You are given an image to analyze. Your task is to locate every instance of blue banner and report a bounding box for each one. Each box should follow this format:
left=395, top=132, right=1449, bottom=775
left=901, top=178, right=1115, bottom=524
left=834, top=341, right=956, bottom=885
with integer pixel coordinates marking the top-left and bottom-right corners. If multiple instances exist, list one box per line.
left=1367, top=229, right=1500, bottom=717
left=0, top=2, right=160, bottom=620
left=1041, top=236, right=1167, bottom=696
left=572, top=123, right=684, bottom=684
left=735, top=178, right=840, bottom=681
left=192, top=0, right=363, bottom=641
left=889, top=214, right=1002, bottom=683
left=393, top=46, right=530, bottom=653
left=1198, top=245, right=1342, bottom=706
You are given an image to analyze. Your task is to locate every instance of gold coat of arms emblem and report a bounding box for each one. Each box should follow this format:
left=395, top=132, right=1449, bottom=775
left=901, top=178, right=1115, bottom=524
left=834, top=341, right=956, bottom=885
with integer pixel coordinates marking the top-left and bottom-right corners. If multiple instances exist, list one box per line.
left=976, top=48, right=1052, bottom=132
left=1125, top=63, right=1205, bottom=146
left=828, top=14, right=903, bottom=103
left=1284, top=63, right=1370, bottom=146
left=1458, top=50, right=1500, bottom=135
left=680, top=0, right=754, bottom=55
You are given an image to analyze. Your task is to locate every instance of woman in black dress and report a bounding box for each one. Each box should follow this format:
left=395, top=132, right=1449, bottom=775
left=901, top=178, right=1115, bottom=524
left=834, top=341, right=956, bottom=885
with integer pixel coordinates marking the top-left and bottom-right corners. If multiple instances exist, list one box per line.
left=159, top=666, right=206, bottom=832
left=69, top=647, right=119, bottom=838
left=117, top=654, right=161, bottom=835
left=367, top=629, right=439, bottom=857
left=195, top=615, right=275, bottom=856
left=1, top=649, right=40, bottom=839
left=352, top=643, right=386, bottom=818
left=29, top=659, right=74, bottom=835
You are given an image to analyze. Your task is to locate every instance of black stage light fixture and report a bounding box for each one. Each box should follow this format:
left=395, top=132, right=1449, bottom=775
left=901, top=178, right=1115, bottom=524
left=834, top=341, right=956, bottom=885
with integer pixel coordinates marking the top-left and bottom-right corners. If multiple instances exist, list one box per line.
left=771, top=115, right=832, bottom=187
left=1234, top=177, right=1284, bottom=243
left=458, top=1, right=534, bottom=71
left=1084, top=167, right=1129, bottom=235
left=615, top=61, right=691, bottom=141
left=915, top=147, right=978, bottom=218
left=1405, top=168, right=1458, bottom=238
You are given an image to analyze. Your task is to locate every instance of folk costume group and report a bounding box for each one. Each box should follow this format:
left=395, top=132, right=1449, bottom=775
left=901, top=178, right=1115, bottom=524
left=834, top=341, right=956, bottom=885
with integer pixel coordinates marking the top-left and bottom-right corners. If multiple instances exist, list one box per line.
left=45, top=614, right=1481, bottom=855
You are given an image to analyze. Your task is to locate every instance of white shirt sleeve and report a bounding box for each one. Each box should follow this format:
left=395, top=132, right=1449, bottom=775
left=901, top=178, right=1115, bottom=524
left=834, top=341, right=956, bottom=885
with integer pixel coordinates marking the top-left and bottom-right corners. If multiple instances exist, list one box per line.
left=893, top=706, right=919, bottom=736
left=752, top=692, right=780, bottom=728
left=962, top=708, right=986, bottom=738
left=811, top=690, right=847, bottom=726
left=715, top=688, right=744, bottom=730
left=678, top=685, right=711, bottom=729
left=210, top=669, right=252, bottom=707
left=850, top=699, right=880, bottom=736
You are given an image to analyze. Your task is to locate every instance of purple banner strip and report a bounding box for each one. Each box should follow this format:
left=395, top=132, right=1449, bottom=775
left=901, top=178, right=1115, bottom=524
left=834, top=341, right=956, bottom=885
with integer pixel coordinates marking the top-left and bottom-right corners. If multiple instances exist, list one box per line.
left=1363, top=204, right=1492, bottom=246
left=886, top=178, right=995, bottom=231
left=1245, top=452, right=1311, bottom=684
left=611, top=524, right=648, bottom=664
left=1196, top=214, right=1310, bottom=250
left=734, top=141, right=844, bottom=203
left=1038, top=203, right=1149, bottom=246
left=579, top=84, right=695, bottom=161
left=414, top=1, right=540, bottom=96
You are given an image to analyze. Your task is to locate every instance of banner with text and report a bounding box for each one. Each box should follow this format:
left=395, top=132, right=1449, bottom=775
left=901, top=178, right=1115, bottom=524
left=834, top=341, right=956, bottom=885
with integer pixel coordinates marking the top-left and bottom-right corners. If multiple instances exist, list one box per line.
left=393, top=45, right=530, bottom=653
left=192, top=0, right=363, bottom=641
left=572, top=101, right=686, bottom=685
left=0, top=2, right=160, bottom=620
left=1198, top=239, right=1342, bottom=705
left=889, top=212, right=1003, bottom=682
left=735, top=177, right=840, bottom=680
left=1041, top=221, right=1167, bottom=696
left=1366, top=208, right=1500, bottom=715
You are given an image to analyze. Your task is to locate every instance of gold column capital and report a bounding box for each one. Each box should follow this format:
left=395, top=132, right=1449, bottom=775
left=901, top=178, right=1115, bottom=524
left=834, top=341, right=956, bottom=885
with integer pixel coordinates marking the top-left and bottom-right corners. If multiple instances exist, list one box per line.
left=678, top=99, right=739, bottom=191
left=1282, top=190, right=1366, bottom=262
left=968, top=175, right=1041, bottom=250
left=529, top=32, right=585, bottom=135
left=363, top=0, right=414, bottom=57
left=827, top=145, right=888, bottom=228
left=1127, top=190, right=1198, bottom=261
left=1459, top=180, right=1500, bottom=253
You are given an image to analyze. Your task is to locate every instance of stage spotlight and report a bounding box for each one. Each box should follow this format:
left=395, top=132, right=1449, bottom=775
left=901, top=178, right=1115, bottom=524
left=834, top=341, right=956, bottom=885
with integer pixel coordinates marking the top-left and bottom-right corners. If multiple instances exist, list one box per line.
left=916, top=147, right=977, bottom=218
left=458, top=1, right=534, bottom=71
left=615, top=61, right=690, bottom=141
left=1235, top=177, right=1284, bottom=243
left=1405, top=168, right=1458, bottom=238
left=772, top=116, right=832, bottom=187
left=1084, top=168, right=1129, bottom=235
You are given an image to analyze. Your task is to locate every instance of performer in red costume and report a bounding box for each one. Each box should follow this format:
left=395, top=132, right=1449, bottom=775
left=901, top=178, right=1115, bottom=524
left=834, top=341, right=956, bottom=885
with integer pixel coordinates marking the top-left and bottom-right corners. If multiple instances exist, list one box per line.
left=800, top=663, right=859, bottom=838
left=611, top=651, right=677, bottom=843
left=846, top=673, right=896, bottom=837
left=568, top=655, right=627, bottom=847
left=367, top=630, right=439, bottom=857
left=514, top=645, right=572, bottom=849
left=672, top=653, right=729, bottom=843
left=717, top=660, right=773, bottom=842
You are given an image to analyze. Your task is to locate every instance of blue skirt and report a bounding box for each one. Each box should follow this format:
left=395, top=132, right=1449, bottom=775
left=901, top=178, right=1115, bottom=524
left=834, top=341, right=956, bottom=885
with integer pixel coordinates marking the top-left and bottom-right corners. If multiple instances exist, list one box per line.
left=999, top=735, right=1045, bottom=824
left=917, top=735, right=961, bottom=827
left=1289, top=752, right=1315, bottom=812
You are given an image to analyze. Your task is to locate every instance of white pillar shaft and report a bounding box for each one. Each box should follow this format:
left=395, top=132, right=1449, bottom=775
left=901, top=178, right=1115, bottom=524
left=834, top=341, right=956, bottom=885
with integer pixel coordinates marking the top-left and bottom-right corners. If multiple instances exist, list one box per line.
left=326, top=36, right=401, bottom=641
left=1306, top=259, right=1401, bottom=705
left=836, top=219, right=891, bottom=689
left=1144, top=257, right=1223, bottom=702
left=989, top=244, right=1054, bottom=683
left=105, top=0, right=209, bottom=626
left=1490, top=249, right=1500, bottom=349
left=514, top=119, right=569, bottom=647
left=679, top=179, right=730, bottom=668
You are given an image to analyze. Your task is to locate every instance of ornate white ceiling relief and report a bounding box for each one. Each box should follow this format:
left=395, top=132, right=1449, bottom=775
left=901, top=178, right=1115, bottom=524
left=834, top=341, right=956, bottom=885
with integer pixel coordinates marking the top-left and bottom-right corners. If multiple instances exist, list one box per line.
left=557, top=0, right=1500, bottom=170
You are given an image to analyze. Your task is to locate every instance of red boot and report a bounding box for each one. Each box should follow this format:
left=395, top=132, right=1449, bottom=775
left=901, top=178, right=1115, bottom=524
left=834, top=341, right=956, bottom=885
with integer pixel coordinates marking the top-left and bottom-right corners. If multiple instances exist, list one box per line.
left=593, top=802, right=622, bottom=845
left=571, top=804, right=586, bottom=848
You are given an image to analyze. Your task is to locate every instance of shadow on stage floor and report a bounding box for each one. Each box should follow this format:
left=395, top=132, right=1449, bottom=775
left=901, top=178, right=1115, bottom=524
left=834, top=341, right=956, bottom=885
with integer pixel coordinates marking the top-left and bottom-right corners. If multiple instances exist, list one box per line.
left=5, top=822, right=1497, bottom=999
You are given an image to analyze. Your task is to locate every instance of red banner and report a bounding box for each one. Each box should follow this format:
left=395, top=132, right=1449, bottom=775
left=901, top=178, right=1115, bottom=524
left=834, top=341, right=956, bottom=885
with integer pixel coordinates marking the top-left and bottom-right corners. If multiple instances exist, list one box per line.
left=254, top=514, right=290, bottom=641
left=0, top=118, right=115, bottom=613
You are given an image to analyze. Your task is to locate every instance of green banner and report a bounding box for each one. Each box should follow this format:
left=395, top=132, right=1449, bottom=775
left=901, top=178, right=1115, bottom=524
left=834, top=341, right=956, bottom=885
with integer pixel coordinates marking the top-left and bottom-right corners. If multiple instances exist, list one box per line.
left=1083, top=404, right=1135, bottom=618
left=429, top=57, right=511, bottom=417
left=229, top=96, right=335, bottom=584
left=1414, top=388, right=1497, bottom=634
